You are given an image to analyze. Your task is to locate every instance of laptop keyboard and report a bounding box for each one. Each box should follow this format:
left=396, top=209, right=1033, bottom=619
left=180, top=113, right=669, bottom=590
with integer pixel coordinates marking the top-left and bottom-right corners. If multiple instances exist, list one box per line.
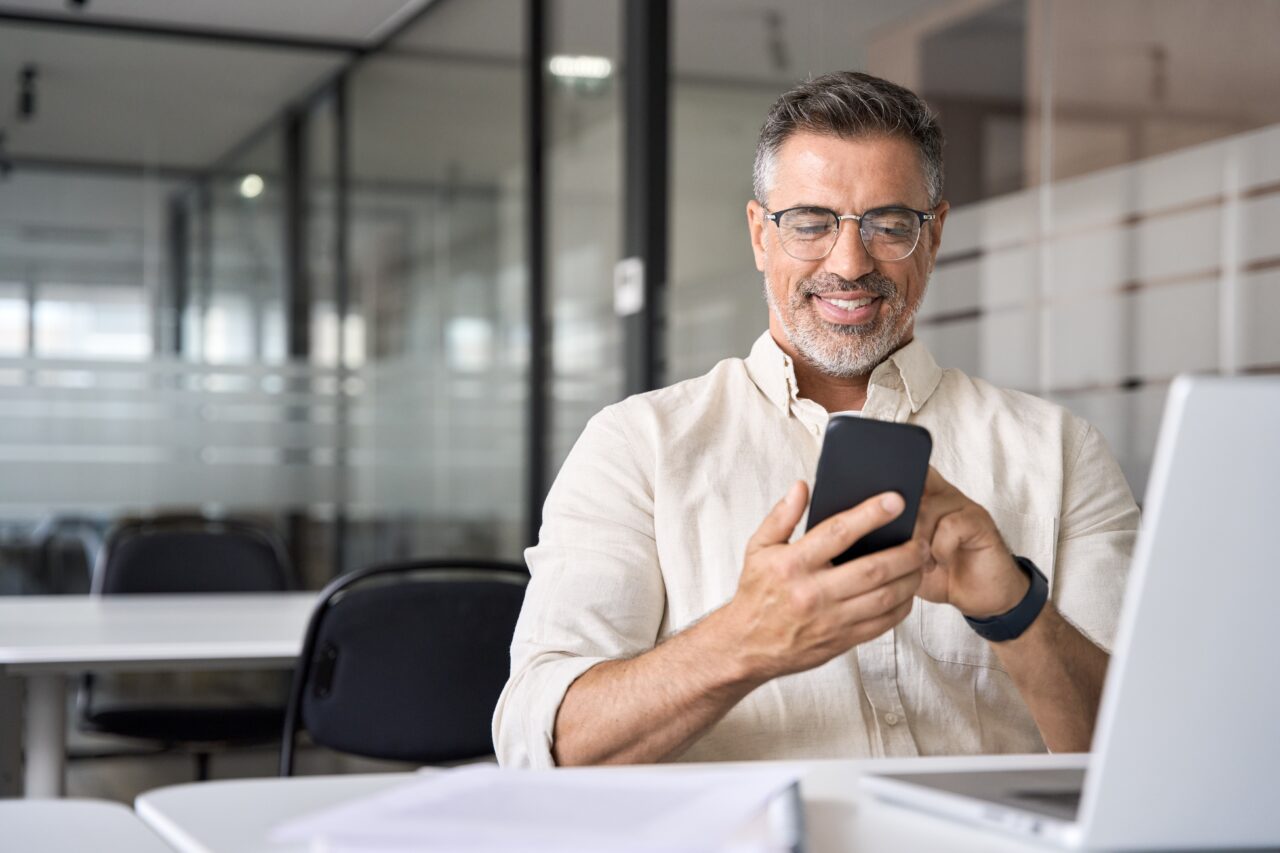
left=1010, top=788, right=1082, bottom=818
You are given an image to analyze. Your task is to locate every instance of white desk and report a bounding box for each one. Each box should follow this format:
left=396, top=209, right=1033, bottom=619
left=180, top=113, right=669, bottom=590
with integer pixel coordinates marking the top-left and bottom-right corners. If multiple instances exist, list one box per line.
left=0, top=797, right=176, bottom=852
left=0, top=592, right=316, bottom=798
left=135, top=754, right=1089, bottom=853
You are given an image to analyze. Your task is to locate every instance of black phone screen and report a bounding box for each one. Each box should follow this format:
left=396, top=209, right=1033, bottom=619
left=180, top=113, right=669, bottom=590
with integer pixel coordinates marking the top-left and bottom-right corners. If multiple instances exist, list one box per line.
left=805, top=416, right=933, bottom=564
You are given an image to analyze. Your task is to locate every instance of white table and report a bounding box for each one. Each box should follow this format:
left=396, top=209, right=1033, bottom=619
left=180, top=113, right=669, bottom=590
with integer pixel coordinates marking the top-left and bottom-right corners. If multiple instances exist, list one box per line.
left=0, top=592, right=316, bottom=798
left=135, top=754, right=1090, bottom=853
left=0, top=797, right=177, bottom=851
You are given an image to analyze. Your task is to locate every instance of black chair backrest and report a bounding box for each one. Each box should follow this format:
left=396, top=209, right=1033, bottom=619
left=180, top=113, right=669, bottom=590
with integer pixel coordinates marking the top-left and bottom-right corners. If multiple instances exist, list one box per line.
left=279, top=559, right=528, bottom=775
left=93, top=517, right=292, bottom=595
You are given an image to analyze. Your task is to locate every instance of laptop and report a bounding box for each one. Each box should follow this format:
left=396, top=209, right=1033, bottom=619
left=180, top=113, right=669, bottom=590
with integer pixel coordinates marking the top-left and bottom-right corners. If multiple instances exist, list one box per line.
left=860, top=375, right=1280, bottom=850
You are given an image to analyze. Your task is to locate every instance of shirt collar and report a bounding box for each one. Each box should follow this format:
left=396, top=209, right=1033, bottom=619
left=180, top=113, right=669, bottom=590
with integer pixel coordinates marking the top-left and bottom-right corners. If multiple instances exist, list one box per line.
left=870, top=336, right=944, bottom=414
left=745, top=331, right=943, bottom=416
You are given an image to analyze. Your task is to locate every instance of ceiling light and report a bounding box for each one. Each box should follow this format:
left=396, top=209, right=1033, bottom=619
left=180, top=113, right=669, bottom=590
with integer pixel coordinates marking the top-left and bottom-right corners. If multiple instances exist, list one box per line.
left=238, top=174, right=264, bottom=199
left=548, top=55, right=612, bottom=80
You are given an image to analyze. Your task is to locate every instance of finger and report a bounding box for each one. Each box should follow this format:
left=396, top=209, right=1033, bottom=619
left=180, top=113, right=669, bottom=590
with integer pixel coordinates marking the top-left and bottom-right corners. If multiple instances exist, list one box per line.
left=833, top=567, right=922, bottom=626
left=929, top=507, right=969, bottom=568
left=931, top=505, right=1004, bottom=568
left=816, top=538, right=927, bottom=602
left=746, top=480, right=809, bottom=553
left=797, top=491, right=905, bottom=566
left=845, top=596, right=915, bottom=646
left=912, top=488, right=967, bottom=550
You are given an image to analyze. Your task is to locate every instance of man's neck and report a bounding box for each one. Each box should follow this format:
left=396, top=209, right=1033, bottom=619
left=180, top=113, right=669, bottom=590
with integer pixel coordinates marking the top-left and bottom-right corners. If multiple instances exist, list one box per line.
left=789, top=355, right=871, bottom=413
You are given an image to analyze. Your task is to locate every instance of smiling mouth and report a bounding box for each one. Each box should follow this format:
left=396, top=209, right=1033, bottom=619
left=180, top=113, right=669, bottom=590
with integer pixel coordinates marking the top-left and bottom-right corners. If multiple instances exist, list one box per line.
left=820, top=295, right=878, bottom=311
left=803, top=291, right=885, bottom=328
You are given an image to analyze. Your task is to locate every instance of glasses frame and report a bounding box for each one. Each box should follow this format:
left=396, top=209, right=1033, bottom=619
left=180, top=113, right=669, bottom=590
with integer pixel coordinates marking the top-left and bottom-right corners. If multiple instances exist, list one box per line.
left=763, top=205, right=938, bottom=262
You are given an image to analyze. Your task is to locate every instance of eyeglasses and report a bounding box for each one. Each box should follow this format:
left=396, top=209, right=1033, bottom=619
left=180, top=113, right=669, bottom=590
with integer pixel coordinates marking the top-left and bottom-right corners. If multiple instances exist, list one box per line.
left=763, top=205, right=937, bottom=262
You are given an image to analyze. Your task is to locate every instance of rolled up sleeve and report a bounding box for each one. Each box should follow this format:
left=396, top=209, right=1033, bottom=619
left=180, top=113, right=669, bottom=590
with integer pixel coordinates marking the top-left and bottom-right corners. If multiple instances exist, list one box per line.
left=1052, top=423, right=1141, bottom=652
left=492, top=404, right=665, bottom=767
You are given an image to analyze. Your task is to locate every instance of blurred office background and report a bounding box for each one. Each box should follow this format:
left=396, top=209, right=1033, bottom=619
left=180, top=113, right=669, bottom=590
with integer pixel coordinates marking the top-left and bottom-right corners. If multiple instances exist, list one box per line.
left=0, top=0, right=1277, bottom=791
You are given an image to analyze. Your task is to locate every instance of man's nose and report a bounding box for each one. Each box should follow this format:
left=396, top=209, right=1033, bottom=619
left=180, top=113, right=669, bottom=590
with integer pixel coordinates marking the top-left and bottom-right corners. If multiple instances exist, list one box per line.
left=822, top=221, right=876, bottom=282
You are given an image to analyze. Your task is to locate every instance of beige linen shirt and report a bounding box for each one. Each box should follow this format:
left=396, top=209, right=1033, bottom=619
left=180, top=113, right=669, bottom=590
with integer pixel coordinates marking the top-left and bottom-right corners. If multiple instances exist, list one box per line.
left=494, top=332, right=1139, bottom=767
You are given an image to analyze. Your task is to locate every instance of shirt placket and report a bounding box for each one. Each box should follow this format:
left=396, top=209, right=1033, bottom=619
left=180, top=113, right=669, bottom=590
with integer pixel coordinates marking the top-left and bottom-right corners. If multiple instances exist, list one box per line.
left=854, top=377, right=920, bottom=757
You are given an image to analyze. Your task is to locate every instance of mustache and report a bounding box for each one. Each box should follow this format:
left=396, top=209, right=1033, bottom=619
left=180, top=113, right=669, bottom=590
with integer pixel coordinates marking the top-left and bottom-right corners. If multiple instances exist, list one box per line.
left=798, top=272, right=897, bottom=300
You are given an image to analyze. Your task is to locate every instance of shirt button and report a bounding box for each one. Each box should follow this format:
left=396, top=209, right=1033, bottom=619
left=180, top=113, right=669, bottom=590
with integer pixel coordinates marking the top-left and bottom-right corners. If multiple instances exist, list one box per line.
left=883, top=712, right=901, bottom=726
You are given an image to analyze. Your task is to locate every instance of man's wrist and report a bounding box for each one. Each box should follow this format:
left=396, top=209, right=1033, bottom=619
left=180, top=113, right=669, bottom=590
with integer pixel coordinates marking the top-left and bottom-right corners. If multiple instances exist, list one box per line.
left=692, top=605, right=772, bottom=691
left=964, top=557, right=1049, bottom=643
left=965, top=554, right=1032, bottom=619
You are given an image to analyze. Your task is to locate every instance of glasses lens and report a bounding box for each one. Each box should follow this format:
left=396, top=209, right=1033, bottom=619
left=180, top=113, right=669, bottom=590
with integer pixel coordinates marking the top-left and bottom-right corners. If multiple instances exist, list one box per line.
left=860, top=208, right=921, bottom=261
left=777, top=208, right=838, bottom=260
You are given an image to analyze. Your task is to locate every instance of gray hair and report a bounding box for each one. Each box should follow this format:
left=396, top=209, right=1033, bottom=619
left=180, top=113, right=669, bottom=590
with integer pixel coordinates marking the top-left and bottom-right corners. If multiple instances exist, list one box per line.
left=752, top=71, right=944, bottom=208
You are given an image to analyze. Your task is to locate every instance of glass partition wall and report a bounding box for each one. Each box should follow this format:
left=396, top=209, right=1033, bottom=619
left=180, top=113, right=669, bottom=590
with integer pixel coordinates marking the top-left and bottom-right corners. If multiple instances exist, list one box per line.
left=668, top=0, right=1280, bottom=501
left=0, top=18, right=352, bottom=593
left=345, top=18, right=529, bottom=569
left=0, top=4, right=532, bottom=593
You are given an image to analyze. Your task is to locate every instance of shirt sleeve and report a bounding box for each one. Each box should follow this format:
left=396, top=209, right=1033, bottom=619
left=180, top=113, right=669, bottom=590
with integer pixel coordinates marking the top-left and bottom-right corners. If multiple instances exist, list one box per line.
left=492, top=403, right=665, bottom=768
left=1052, top=422, right=1141, bottom=652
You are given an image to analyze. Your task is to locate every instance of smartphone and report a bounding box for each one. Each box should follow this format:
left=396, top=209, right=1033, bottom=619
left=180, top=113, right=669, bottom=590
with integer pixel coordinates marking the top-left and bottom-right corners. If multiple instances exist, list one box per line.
left=806, top=416, right=933, bottom=563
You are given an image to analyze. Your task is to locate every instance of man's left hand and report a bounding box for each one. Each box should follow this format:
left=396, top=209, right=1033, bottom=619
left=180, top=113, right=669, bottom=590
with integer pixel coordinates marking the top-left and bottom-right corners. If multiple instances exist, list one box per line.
left=913, top=467, right=1029, bottom=619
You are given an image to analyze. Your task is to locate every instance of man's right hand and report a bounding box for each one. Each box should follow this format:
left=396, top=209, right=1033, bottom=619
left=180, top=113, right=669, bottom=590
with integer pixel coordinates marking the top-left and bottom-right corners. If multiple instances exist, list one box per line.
left=715, top=480, right=927, bottom=683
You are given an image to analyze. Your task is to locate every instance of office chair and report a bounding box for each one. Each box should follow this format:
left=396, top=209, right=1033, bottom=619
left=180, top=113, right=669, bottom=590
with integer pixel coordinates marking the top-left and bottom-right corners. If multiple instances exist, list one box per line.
left=27, top=514, right=104, bottom=594
left=279, top=558, right=528, bottom=776
left=80, top=515, right=294, bottom=781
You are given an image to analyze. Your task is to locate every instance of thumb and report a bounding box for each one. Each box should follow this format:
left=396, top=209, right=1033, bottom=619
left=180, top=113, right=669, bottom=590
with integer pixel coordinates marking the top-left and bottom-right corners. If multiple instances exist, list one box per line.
left=748, top=480, right=808, bottom=551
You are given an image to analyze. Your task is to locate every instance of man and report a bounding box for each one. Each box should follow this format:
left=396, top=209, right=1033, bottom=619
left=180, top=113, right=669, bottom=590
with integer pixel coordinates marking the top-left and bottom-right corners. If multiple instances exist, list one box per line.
left=493, top=72, right=1138, bottom=767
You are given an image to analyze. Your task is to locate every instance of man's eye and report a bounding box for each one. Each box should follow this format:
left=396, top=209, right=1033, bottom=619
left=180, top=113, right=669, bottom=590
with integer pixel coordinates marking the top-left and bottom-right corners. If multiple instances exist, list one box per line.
left=784, top=214, right=834, bottom=234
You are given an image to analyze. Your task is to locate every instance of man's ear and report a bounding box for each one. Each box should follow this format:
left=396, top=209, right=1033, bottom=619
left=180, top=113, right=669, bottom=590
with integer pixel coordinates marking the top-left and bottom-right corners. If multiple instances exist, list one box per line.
left=747, top=200, right=768, bottom=273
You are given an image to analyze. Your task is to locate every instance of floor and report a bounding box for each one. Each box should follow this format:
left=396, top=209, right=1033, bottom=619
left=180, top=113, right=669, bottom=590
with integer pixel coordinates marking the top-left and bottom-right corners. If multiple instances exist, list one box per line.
left=65, top=725, right=417, bottom=804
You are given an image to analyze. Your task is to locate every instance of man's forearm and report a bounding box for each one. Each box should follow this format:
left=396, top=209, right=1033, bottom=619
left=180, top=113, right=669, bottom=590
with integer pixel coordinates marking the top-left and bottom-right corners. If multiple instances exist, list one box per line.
left=991, top=602, right=1109, bottom=752
left=551, top=608, right=763, bottom=766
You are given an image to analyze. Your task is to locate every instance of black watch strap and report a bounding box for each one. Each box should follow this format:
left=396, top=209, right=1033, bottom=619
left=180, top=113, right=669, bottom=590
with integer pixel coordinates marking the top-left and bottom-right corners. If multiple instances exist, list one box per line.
left=964, top=556, right=1048, bottom=642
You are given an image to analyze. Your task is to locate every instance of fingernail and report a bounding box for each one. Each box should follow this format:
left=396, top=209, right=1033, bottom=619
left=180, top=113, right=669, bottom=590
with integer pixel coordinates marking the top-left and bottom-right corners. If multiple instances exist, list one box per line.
left=881, top=492, right=904, bottom=513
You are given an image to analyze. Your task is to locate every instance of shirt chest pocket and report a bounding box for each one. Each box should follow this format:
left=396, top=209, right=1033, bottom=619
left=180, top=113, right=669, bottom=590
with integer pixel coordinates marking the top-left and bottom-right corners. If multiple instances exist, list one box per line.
left=917, top=505, right=1057, bottom=670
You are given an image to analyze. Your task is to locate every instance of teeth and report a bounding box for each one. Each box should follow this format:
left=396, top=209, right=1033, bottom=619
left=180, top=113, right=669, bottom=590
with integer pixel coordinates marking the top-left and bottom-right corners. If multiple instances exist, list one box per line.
left=824, top=296, right=876, bottom=310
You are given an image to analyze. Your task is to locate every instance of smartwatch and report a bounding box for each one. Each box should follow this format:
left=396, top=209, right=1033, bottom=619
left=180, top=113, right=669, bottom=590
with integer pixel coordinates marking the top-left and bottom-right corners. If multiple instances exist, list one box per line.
left=964, top=556, right=1048, bottom=642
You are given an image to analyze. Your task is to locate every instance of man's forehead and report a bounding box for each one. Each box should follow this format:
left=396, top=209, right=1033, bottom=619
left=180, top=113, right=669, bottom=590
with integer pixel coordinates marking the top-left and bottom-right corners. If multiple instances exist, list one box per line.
left=772, top=131, right=927, bottom=198
left=768, top=130, right=921, bottom=170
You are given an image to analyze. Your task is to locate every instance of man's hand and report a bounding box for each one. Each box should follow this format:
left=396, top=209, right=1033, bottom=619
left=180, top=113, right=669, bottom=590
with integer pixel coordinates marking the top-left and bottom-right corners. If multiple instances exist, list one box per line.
left=913, top=467, right=1029, bottom=618
left=716, top=480, right=928, bottom=683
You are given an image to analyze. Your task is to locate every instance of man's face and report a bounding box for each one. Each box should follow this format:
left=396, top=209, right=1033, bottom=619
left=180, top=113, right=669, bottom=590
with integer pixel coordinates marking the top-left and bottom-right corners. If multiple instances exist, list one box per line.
left=747, top=132, right=948, bottom=378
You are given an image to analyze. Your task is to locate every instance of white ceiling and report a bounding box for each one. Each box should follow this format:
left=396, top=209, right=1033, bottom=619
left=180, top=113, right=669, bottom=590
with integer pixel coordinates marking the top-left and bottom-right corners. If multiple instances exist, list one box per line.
left=0, top=25, right=347, bottom=169
left=0, top=0, right=975, bottom=177
left=0, top=0, right=436, bottom=171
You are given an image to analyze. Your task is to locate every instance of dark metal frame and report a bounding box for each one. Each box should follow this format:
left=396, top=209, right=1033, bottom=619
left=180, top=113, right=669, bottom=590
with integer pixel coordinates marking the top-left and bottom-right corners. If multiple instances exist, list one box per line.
left=331, top=75, right=352, bottom=583
left=525, top=0, right=550, bottom=548
left=622, top=0, right=670, bottom=397
left=163, top=195, right=189, bottom=355
left=0, top=8, right=368, bottom=53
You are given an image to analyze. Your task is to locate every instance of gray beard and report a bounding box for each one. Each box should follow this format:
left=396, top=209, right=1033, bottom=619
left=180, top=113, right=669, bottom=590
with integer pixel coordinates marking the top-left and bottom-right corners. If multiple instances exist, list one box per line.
left=764, top=270, right=924, bottom=379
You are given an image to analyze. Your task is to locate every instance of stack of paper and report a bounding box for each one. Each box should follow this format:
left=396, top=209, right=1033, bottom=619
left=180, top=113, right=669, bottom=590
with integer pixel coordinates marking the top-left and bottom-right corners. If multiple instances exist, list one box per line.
left=270, top=763, right=803, bottom=852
